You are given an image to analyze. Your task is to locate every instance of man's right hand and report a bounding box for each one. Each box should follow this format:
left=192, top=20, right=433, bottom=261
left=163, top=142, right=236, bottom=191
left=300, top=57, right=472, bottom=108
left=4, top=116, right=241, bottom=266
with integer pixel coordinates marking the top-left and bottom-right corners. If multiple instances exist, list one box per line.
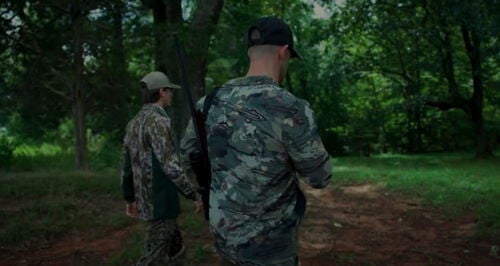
left=194, top=200, right=203, bottom=214
left=126, top=203, right=137, bottom=218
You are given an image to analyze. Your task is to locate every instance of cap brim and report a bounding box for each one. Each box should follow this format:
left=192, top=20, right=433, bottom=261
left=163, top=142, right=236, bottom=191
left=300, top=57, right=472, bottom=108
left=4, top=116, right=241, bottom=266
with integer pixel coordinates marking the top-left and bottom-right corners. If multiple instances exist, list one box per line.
left=166, top=83, right=181, bottom=89
left=290, top=47, right=302, bottom=59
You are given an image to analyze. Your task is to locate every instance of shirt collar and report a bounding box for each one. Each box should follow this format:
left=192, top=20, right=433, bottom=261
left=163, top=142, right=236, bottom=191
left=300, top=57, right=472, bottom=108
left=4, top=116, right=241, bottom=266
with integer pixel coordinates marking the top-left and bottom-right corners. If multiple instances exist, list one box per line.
left=142, top=104, right=168, bottom=118
left=225, top=75, right=279, bottom=87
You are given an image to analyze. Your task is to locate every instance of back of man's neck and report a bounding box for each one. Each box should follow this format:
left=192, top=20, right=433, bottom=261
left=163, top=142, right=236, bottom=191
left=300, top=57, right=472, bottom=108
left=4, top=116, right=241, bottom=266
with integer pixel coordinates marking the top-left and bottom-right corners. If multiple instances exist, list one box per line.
left=246, top=70, right=278, bottom=82
left=246, top=61, right=279, bottom=82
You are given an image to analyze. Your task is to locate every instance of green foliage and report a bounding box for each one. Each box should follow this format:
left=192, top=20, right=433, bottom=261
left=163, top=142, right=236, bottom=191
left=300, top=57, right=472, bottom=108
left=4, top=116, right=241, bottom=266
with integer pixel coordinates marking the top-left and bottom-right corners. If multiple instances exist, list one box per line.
left=2, top=0, right=498, bottom=158
left=4, top=124, right=121, bottom=171
left=0, top=134, right=15, bottom=169
left=7, top=142, right=73, bottom=171
left=88, top=134, right=122, bottom=170
left=319, top=0, right=500, bottom=155
left=333, top=153, right=500, bottom=241
left=0, top=0, right=144, bottom=169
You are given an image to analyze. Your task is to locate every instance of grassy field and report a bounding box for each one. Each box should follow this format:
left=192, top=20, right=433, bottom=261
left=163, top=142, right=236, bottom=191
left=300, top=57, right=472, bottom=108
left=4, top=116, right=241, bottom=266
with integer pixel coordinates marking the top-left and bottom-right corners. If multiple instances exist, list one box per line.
left=1, top=151, right=499, bottom=264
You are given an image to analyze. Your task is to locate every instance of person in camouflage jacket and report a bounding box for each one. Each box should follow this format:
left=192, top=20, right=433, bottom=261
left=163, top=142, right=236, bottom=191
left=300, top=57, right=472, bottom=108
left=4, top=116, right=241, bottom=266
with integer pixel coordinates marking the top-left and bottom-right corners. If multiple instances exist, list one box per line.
left=121, top=71, right=202, bottom=266
left=180, top=17, right=333, bottom=266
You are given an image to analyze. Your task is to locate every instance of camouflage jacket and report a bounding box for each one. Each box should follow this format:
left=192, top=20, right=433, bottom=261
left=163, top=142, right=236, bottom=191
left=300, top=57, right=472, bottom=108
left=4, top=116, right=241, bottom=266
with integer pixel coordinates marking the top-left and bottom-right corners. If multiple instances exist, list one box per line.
left=180, top=76, right=332, bottom=264
left=121, top=104, right=198, bottom=221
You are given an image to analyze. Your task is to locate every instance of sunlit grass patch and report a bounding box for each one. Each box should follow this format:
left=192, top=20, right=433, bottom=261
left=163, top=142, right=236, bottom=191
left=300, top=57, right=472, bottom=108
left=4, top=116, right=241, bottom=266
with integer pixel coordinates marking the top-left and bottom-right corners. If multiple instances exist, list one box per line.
left=5, top=141, right=121, bottom=171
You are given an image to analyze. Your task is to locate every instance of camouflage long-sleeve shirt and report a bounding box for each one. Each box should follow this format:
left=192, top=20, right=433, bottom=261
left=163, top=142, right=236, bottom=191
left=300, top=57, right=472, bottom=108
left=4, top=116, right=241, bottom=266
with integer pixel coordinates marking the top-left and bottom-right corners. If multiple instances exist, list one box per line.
left=121, top=104, right=198, bottom=221
left=180, top=76, right=332, bottom=265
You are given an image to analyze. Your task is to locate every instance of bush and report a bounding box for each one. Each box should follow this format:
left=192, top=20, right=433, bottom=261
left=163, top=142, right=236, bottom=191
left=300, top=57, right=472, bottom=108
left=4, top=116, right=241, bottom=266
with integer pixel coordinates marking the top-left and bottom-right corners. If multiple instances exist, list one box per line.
left=0, top=135, right=15, bottom=169
left=89, top=136, right=121, bottom=170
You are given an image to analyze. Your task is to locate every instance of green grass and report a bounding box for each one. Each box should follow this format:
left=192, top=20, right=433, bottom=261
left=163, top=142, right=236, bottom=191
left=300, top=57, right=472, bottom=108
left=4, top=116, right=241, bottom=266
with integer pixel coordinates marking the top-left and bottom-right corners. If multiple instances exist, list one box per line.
left=0, top=148, right=213, bottom=265
left=6, top=141, right=120, bottom=172
left=0, top=167, right=131, bottom=246
left=106, top=230, right=144, bottom=266
left=180, top=199, right=206, bottom=237
left=333, top=152, right=500, bottom=241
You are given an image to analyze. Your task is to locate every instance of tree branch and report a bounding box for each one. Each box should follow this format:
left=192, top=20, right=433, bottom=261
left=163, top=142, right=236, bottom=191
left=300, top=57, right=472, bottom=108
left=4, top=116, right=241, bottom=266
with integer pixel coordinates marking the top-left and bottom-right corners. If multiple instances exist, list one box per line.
left=425, top=98, right=469, bottom=112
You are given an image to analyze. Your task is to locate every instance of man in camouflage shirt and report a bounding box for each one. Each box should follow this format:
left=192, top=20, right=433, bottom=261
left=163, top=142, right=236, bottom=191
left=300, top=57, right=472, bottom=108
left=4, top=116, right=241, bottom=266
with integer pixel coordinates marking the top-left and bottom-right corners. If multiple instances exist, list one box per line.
left=180, top=17, right=332, bottom=265
left=121, top=71, right=202, bottom=266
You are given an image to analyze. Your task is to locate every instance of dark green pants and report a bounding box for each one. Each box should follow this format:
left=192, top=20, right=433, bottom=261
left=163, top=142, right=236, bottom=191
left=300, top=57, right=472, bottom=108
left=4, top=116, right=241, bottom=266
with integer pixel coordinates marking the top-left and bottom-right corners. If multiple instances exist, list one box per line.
left=136, top=219, right=185, bottom=266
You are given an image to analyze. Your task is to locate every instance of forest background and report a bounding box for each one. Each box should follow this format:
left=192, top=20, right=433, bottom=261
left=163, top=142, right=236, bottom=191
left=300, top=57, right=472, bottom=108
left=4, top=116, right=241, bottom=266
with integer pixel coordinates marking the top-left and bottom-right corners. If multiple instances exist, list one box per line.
left=1, top=0, right=499, bottom=169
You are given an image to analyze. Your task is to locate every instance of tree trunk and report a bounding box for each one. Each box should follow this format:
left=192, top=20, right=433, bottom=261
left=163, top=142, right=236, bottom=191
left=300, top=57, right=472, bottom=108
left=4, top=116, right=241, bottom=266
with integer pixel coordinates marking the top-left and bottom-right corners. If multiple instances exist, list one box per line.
left=410, top=100, right=424, bottom=153
left=415, top=105, right=423, bottom=152
left=461, top=23, right=493, bottom=158
left=425, top=19, right=493, bottom=158
left=109, top=0, right=129, bottom=132
left=177, top=0, right=223, bottom=141
left=152, top=0, right=180, bottom=75
left=71, top=0, right=88, bottom=170
left=148, top=0, right=224, bottom=143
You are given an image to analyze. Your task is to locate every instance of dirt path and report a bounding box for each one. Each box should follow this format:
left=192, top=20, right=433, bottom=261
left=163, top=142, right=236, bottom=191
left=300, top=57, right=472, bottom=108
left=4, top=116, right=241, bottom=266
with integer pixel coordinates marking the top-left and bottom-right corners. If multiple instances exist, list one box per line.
left=1, top=184, right=499, bottom=265
left=299, top=184, right=498, bottom=265
left=0, top=225, right=141, bottom=266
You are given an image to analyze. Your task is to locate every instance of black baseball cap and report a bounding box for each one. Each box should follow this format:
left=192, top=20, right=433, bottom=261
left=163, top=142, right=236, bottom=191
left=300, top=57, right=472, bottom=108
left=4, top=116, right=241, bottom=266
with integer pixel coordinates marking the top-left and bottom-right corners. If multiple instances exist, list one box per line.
left=247, top=16, right=301, bottom=59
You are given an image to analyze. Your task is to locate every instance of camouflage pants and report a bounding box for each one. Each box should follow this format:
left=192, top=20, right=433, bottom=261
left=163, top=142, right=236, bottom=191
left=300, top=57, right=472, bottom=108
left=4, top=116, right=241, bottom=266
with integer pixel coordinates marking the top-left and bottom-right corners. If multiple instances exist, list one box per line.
left=216, top=220, right=300, bottom=266
left=136, top=219, right=185, bottom=266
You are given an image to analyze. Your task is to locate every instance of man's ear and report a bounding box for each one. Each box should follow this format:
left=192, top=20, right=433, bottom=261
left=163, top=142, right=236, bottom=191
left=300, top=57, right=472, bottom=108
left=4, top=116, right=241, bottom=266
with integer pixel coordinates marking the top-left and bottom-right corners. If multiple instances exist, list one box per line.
left=159, top=88, right=167, bottom=96
left=279, top=45, right=289, bottom=59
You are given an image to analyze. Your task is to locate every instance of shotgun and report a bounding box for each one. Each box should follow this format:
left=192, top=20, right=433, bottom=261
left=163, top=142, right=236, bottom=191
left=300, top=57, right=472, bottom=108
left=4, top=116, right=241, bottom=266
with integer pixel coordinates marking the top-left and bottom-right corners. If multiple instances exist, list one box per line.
left=173, top=35, right=211, bottom=220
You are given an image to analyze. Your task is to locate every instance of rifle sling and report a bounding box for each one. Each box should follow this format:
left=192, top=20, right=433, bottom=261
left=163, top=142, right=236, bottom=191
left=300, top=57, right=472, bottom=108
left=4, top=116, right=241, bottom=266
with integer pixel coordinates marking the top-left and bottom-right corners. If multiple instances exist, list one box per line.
left=201, top=87, right=220, bottom=122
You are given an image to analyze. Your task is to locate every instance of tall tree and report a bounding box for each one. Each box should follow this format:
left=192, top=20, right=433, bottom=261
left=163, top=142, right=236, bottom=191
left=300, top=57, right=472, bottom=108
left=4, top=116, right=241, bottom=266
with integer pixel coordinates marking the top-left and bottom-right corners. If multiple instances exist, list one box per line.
left=421, top=0, right=495, bottom=158
left=327, top=0, right=498, bottom=157
left=86, top=0, right=133, bottom=141
left=71, top=0, right=88, bottom=169
left=143, top=0, right=224, bottom=141
left=0, top=0, right=129, bottom=169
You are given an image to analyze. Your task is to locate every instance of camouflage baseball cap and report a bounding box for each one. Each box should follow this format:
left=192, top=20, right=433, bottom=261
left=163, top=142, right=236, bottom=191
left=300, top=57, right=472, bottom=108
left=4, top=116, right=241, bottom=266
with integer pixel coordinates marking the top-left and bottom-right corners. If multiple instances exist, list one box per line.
left=141, top=71, right=181, bottom=90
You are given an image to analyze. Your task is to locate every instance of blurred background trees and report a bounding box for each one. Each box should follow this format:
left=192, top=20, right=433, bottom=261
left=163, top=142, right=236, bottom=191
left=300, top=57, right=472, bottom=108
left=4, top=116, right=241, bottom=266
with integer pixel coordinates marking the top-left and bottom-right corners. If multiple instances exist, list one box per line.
left=1, top=0, right=498, bottom=170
